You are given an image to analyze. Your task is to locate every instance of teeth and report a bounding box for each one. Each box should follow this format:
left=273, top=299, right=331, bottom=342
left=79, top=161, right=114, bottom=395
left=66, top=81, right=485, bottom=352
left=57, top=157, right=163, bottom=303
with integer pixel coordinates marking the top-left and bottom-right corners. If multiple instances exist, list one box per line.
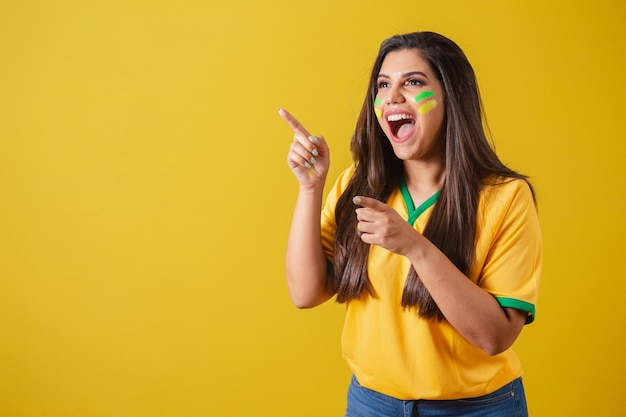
left=387, top=113, right=414, bottom=122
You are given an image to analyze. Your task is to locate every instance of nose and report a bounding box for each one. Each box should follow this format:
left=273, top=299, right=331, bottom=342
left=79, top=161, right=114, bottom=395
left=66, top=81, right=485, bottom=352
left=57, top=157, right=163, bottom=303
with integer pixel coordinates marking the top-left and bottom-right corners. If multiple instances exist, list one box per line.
left=384, top=84, right=406, bottom=105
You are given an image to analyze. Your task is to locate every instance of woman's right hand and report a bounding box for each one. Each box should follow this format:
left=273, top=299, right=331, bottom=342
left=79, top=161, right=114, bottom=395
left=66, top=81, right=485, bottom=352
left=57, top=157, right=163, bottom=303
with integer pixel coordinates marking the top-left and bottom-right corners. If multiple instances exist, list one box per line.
left=278, top=108, right=330, bottom=189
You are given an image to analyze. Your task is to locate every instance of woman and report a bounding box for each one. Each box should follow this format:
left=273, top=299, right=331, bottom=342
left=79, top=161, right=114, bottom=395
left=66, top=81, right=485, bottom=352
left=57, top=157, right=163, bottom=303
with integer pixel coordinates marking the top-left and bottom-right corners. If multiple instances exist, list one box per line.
left=279, top=31, right=542, bottom=417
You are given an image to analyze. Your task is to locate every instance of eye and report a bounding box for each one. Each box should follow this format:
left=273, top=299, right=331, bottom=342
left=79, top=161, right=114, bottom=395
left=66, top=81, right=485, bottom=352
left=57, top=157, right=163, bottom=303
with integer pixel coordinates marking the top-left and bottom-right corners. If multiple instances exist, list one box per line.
left=377, top=80, right=390, bottom=89
left=406, top=78, right=423, bottom=87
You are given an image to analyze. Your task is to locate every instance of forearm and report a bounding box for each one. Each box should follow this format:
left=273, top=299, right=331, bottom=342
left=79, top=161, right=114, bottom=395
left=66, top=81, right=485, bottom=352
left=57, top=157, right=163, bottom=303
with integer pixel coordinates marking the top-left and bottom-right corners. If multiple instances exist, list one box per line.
left=285, top=185, right=335, bottom=308
left=406, top=236, right=526, bottom=355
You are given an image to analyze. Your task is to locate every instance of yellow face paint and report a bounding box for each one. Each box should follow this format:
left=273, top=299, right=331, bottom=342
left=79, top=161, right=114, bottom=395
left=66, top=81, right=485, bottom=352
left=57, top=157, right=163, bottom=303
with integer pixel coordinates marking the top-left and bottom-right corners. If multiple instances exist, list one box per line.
left=375, top=92, right=437, bottom=117
left=414, top=91, right=437, bottom=114
left=374, top=97, right=383, bottom=118
left=418, top=99, right=438, bottom=114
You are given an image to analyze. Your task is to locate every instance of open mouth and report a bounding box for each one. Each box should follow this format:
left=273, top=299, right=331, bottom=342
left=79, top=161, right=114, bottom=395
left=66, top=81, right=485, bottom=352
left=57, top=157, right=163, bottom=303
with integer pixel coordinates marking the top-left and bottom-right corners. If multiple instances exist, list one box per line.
left=387, top=113, right=415, bottom=141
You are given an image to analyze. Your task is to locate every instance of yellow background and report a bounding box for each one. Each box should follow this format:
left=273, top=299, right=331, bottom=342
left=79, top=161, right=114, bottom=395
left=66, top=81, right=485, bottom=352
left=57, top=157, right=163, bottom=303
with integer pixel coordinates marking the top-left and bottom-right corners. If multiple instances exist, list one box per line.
left=1, top=0, right=624, bottom=416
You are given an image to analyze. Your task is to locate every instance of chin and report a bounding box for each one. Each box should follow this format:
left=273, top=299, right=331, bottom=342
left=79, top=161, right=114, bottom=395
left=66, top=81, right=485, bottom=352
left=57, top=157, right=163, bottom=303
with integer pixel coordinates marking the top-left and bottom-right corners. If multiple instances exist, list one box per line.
left=391, top=149, right=416, bottom=161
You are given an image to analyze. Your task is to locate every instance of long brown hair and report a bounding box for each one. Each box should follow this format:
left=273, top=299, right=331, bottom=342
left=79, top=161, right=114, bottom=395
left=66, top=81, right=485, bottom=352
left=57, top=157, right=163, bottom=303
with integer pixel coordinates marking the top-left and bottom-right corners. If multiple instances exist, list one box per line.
left=333, top=32, right=532, bottom=320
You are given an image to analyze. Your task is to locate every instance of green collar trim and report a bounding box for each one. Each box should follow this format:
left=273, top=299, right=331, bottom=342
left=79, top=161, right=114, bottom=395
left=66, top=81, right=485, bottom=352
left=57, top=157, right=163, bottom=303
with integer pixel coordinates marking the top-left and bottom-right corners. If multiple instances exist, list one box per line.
left=399, top=177, right=440, bottom=225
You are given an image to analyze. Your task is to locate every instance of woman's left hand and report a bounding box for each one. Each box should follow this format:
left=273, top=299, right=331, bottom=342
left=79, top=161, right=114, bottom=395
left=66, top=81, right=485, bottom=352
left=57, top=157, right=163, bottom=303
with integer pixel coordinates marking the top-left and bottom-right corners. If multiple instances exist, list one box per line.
left=353, top=196, right=421, bottom=256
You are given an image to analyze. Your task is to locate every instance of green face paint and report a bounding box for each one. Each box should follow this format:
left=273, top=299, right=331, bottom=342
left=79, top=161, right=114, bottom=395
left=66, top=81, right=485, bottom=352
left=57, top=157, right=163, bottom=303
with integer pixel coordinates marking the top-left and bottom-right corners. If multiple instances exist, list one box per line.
left=418, top=100, right=438, bottom=115
left=414, top=91, right=435, bottom=102
left=374, top=97, right=383, bottom=118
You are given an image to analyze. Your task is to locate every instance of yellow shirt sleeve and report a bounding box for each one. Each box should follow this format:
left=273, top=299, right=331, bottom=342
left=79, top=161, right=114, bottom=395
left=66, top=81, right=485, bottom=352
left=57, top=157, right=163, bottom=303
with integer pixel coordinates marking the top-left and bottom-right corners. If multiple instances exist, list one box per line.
left=472, top=179, right=543, bottom=323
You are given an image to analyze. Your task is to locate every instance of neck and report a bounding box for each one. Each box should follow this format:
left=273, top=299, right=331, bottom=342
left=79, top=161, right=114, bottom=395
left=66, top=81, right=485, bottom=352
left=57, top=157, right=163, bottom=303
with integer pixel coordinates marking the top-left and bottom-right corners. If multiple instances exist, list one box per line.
left=402, top=159, right=445, bottom=204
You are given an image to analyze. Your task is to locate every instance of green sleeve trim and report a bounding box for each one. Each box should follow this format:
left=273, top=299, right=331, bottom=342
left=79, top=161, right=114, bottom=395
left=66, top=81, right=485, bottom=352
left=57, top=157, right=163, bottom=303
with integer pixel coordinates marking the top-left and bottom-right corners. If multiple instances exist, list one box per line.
left=496, top=297, right=536, bottom=324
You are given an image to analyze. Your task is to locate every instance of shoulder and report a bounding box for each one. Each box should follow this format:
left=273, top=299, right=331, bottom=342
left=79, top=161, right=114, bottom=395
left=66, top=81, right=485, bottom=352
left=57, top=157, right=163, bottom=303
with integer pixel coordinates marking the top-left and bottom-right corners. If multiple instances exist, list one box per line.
left=477, top=177, right=539, bottom=232
left=476, top=177, right=540, bottom=243
left=479, top=177, right=535, bottom=211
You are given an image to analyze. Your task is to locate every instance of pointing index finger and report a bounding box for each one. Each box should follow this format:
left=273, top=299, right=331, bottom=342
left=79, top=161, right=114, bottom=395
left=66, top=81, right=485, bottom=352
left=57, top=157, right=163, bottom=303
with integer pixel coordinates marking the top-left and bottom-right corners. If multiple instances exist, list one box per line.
left=278, top=108, right=311, bottom=137
left=352, top=196, right=387, bottom=211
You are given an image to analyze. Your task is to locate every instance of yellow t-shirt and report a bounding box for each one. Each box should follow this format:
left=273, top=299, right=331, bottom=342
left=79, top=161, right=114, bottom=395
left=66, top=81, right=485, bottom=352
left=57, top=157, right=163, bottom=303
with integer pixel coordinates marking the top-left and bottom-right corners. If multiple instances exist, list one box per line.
left=320, top=164, right=542, bottom=400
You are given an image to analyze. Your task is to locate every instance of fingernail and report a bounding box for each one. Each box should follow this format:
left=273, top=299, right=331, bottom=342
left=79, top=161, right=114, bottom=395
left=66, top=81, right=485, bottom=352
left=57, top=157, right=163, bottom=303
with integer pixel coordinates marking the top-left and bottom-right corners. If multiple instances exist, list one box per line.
left=304, top=162, right=311, bottom=169
left=308, top=136, right=318, bottom=143
left=352, top=196, right=362, bottom=204
left=312, top=149, right=319, bottom=157
left=310, top=157, right=316, bottom=165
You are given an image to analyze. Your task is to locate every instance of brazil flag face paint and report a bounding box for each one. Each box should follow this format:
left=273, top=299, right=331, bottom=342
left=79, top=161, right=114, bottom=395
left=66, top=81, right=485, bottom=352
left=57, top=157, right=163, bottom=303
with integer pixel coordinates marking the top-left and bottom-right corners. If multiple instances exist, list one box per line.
left=374, top=97, right=383, bottom=119
left=375, top=91, right=437, bottom=119
left=414, top=91, right=437, bottom=115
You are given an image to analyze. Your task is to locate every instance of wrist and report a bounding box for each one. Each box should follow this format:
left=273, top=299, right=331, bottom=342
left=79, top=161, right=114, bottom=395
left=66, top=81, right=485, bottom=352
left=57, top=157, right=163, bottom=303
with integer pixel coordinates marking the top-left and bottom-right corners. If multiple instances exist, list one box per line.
left=404, top=233, right=428, bottom=263
left=299, top=180, right=326, bottom=195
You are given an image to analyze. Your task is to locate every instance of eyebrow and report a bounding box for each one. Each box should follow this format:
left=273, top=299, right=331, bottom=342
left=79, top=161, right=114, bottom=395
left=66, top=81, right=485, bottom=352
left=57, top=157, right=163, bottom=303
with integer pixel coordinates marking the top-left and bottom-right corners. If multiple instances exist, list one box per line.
left=378, top=71, right=429, bottom=79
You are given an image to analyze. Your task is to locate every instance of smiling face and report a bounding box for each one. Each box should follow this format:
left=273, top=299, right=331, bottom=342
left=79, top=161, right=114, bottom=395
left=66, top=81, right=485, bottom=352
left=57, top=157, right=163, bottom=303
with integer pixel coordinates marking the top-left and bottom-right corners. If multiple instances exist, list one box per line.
left=375, top=49, right=445, bottom=163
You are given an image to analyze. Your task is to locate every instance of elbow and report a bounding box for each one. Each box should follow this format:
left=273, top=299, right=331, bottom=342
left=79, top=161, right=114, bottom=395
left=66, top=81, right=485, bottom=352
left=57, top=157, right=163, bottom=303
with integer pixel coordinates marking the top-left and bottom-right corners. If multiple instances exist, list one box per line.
left=289, top=293, right=317, bottom=309
left=475, top=311, right=526, bottom=356
left=479, top=338, right=515, bottom=356
left=285, top=269, right=333, bottom=309
left=484, top=345, right=508, bottom=357
left=289, top=289, right=330, bottom=309
left=292, top=299, right=318, bottom=309
left=285, top=279, right=319, bottom=309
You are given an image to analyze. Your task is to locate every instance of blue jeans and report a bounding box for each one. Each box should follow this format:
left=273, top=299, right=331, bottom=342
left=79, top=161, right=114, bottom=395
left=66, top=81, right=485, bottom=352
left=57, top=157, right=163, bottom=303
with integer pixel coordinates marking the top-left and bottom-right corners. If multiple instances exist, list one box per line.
left=345, top=375, right=528, bottom=417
